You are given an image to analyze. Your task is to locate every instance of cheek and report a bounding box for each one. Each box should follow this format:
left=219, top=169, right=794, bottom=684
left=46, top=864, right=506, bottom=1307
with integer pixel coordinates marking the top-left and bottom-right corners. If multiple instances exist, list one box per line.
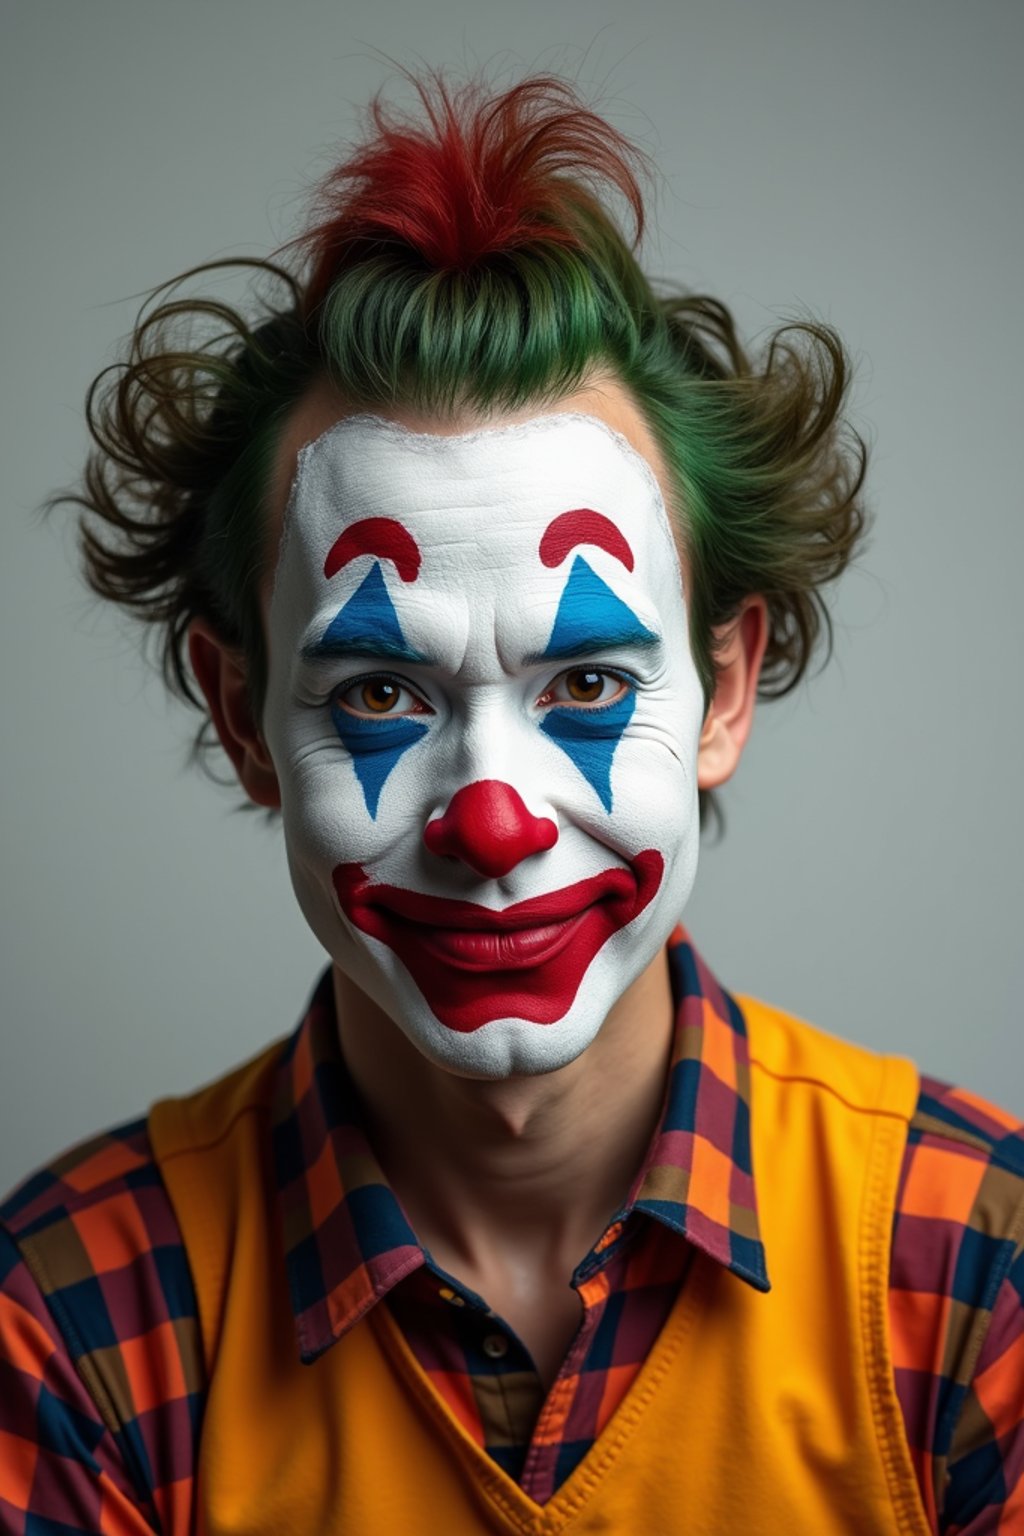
left=594, top=676, right=703, bottom=837
left=603, top=735, right=696, bottom=841
left=267, top=700, right=404, bottom=862
left=283, top=748, right=431, bottom=864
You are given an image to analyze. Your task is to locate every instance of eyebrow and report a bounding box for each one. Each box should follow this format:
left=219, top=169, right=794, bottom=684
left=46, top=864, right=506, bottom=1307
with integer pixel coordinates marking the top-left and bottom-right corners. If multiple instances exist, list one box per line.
left=300, top=633, right=432, bottom=666
left=539, top=508, right=635, bottom=572
left=525, top=624, right=662, bottom=666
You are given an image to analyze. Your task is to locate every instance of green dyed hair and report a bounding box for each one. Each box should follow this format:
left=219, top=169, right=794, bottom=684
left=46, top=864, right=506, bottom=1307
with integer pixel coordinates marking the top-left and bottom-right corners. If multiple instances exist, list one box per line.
left=60, top=73, right=867, bottom=825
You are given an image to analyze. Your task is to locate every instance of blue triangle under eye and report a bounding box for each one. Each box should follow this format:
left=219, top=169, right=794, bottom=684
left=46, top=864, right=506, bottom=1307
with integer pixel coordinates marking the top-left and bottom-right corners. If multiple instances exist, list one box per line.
left=320, top=561, right=422, bottom=659
left=541, top=690, right=635, bottom=812
left=331, top=707, right=429, bottom=819
left=542, top=555, right=657, bottom=660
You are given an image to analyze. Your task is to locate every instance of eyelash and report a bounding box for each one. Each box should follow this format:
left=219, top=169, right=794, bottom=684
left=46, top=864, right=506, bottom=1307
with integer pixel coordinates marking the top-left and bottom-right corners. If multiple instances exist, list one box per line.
left=330, top=667, right=636, bottom=720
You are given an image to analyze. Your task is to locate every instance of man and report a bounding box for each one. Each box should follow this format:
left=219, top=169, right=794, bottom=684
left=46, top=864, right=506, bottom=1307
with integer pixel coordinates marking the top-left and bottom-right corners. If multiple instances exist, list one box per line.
left=1, top=74, right=1021, bottom=1534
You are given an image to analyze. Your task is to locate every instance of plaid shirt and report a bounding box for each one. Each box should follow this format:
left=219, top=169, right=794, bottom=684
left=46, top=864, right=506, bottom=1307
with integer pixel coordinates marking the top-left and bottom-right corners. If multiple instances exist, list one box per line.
left=2, top=932, right=1022, bottom=1534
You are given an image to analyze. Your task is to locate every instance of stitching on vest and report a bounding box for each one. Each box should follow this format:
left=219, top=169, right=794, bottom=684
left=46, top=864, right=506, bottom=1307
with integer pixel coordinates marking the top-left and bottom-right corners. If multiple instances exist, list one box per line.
left=372, top=1259, right=714, bottom=1531
left=371, top=1305, right=537, bottom=1531
left=859, top=1107, right=932, bottom=1535
left=540, top=1257, right=715, bottom=1522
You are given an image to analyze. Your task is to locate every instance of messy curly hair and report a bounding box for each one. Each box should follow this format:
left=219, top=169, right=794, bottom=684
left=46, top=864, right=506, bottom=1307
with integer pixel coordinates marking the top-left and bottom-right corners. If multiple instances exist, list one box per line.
left=59, top=72, right=867, bottom=826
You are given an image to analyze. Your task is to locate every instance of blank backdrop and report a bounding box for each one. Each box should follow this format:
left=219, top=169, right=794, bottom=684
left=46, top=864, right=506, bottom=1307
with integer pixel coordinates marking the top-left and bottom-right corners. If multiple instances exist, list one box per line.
left=2, top=0, right=1022, bottom=1194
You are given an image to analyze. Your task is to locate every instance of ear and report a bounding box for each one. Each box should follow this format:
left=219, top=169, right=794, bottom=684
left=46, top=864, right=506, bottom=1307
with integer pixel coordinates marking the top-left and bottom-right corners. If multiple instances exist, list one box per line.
left=697, top=596, right=769, bottom=792
left=188, top=620, right=281, bottom=809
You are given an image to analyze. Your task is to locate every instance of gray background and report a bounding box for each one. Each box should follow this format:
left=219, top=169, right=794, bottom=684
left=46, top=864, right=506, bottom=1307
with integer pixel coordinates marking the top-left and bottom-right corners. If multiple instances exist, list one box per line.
left=2, top=0, right=1021, bottom=1195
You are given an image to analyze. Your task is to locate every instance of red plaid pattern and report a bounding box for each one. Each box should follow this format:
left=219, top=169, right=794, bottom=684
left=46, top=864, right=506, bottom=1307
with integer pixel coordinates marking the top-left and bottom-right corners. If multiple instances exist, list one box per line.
left=0, top=1122, right=199, bottom=1534
left=2, top=932, right=1021, bottom=1531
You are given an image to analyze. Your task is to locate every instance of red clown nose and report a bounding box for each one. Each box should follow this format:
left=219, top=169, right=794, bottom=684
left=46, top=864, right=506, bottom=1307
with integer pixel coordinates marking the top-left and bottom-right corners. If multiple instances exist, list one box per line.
left=423, top=780, right=558, bottom=878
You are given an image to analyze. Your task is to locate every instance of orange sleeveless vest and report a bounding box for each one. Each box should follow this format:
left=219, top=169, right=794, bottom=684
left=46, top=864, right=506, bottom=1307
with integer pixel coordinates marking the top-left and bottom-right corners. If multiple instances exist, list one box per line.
left=149, top=995, right=930, bottom=1535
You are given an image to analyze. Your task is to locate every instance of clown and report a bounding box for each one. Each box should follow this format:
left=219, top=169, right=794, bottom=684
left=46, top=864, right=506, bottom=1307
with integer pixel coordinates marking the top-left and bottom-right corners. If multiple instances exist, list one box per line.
left=258, top=408, right=708, bottom=1074
left=2, top=73, right=1021, bottom=1536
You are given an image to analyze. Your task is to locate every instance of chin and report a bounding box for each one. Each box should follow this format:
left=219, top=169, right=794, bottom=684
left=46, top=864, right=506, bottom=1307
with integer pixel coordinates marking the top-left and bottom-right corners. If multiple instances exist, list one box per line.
left=371, top=940, right=653, bottom=1079
left=393, top=1006, right=606, bottom=1080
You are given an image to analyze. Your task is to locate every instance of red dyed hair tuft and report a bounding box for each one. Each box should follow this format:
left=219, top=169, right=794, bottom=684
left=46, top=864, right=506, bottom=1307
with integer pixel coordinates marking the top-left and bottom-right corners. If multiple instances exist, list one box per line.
left=302, top=73, right=647, bottom=311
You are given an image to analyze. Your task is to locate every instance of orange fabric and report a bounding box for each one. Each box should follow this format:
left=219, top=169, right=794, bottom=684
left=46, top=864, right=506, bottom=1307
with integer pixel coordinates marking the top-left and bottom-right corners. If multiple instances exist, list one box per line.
left=149, top=998, right=932, bottom=1535
left=0, top=1427, right=38, bottom=1507
left=61, top=1140, right=141, bottom=1193
left=0, top=1290, right=52, bottom=1381
left=900, top=1140, right=987, bottom=1220
left=74, top=1189, right=151, bottom=1271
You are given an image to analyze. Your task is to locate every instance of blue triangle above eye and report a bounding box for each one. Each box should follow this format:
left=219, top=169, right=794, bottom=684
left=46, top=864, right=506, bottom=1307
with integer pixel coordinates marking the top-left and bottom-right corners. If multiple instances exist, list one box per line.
left=320, top=561, right=423, bottom=660
left=322, top=561, right=427, bottom=818
left=542, top=555, right=657, bottom=660
left=538, top=556, right=653, bottom=812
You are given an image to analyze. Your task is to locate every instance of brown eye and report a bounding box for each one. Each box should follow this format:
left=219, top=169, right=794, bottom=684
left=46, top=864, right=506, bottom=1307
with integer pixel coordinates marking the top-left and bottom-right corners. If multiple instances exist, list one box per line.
left=334, top=675, right=431, bottom=719
left=565, top=669, right=606, bottom=703
left=361, top=679, right=400, bottom=713
left=537, top=669, right=629, bottom=710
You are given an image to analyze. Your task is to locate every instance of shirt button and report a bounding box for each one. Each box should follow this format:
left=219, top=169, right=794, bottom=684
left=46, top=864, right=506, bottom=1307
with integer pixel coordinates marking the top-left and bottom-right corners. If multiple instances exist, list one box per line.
left=482, top=1332, right=509, bottom=1359
left=438, top=1286, right=466, bottom=1307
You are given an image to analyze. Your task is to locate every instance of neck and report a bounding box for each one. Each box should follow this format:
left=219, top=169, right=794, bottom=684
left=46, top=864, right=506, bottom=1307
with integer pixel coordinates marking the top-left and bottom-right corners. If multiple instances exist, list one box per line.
left=333, top=954, right=675, bottom=1279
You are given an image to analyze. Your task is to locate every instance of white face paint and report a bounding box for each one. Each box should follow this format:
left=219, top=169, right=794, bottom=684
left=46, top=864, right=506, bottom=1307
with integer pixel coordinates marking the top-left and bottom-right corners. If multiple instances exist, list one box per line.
left=262, top=412, right=706, bottom=1077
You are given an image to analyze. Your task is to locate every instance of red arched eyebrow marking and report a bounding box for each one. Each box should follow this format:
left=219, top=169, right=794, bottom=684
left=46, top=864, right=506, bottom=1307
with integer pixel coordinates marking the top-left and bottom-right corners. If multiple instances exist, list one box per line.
left=324, top=518, right=421, bottom=582
left=539, top=509, right=635, bottom=572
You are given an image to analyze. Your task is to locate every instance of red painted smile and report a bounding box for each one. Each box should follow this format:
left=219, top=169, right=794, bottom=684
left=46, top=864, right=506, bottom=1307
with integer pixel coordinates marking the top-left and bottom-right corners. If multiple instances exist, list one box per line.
left=332, top=852, right=664, bottom=1032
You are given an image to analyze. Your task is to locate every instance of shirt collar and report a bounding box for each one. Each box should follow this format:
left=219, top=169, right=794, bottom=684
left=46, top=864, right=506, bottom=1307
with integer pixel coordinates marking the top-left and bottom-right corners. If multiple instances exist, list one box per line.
left=271, top=928, right=768, bottom=1365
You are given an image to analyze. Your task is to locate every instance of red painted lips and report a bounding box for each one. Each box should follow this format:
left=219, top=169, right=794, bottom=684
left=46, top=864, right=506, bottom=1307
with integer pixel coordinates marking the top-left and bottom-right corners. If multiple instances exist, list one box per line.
left=332, top=852, right=664, bottom=1031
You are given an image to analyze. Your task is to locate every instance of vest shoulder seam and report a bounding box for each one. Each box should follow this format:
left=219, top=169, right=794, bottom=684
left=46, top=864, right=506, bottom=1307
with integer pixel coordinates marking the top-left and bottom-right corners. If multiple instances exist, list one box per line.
left=154, top=1097, right=273, bottom=1162
left=749, top=1057, right=915, bottom=1123
left=149, top=1037, right=285, bottom=1161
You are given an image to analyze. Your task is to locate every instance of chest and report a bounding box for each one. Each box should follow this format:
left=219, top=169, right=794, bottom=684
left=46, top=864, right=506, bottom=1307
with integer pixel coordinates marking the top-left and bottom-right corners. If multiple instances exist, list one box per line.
left=474, top=1274, right=585, bottom=1392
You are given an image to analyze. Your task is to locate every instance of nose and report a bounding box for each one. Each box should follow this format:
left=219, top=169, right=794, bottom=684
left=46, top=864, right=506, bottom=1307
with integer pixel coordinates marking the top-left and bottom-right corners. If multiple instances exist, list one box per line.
left=423, top=780, right=558, bottom=878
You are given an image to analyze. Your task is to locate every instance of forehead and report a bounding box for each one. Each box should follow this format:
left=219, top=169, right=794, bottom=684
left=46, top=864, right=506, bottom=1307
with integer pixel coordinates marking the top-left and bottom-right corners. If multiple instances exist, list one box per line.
left=272, top=412, right=681, bottom=597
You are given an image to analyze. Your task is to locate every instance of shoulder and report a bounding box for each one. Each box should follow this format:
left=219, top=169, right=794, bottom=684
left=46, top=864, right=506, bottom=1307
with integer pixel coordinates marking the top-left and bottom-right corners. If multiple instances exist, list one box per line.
left=891, top=1075, right=1024, bottom=1530
left=0, top=1116, right=204, bottom=1526
left=907, top=1073, right=1024, bottom=1176
left=1, top=1115, right=199, bottom=1353
left=894, top=1074, right=1024, bottom=1306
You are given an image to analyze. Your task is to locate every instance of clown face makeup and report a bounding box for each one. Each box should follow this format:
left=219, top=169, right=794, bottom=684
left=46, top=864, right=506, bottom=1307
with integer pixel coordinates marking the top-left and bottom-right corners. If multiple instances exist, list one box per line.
left=262, top=412, right=706, bottom=1077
